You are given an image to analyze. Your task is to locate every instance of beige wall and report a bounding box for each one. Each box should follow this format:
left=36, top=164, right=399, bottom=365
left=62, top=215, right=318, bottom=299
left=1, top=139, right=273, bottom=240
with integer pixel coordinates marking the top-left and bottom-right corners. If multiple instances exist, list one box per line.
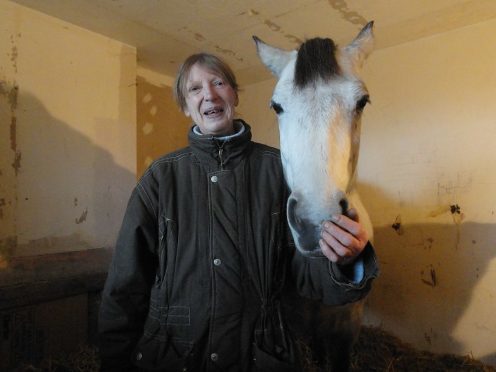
left=238, top=19, right=496, bottom=365
left=0, top=2, right=136, bottom=261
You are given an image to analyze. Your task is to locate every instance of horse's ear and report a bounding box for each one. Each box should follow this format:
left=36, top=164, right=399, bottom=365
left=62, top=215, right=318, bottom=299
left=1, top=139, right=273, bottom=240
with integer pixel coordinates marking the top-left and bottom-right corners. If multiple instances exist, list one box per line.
left=344, top=21, right=374, bottom=70
left=253, top=36, right=294, bottom=77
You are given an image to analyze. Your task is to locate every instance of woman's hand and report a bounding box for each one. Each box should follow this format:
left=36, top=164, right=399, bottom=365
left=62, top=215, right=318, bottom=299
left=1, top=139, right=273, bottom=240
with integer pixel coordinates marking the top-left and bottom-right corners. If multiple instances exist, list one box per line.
left=319, top=208, right=368, bottom=265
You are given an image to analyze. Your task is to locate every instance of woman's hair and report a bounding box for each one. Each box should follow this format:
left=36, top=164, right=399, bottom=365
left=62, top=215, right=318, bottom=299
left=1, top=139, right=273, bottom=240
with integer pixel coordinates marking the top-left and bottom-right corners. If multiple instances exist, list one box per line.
left=173, top=53, right=239, bottom=112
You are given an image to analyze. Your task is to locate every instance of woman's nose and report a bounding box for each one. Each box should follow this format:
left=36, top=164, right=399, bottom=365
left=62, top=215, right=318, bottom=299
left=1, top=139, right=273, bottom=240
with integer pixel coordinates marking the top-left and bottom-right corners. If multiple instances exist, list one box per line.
left=204, top=84, right=217, bottom=101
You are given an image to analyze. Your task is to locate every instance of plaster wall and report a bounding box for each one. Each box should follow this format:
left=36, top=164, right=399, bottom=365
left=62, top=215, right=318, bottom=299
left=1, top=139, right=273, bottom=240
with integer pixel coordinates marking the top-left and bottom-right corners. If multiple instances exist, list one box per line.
left=238, top=18, right=496, bottom=364
left=0, top=2, right=137, bottom=260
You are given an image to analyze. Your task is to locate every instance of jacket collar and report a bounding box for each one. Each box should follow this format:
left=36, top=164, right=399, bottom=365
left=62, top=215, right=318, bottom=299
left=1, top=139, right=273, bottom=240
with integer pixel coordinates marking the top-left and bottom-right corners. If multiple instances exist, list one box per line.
left=188, top=119, right=253, bottom=170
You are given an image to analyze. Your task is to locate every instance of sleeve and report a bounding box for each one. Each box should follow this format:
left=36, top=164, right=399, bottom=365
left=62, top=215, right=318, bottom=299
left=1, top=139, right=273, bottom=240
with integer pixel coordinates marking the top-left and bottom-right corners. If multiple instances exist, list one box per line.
left=290, top=241, right=379, bottom=306
left=98, top=186, right=158, bottom=371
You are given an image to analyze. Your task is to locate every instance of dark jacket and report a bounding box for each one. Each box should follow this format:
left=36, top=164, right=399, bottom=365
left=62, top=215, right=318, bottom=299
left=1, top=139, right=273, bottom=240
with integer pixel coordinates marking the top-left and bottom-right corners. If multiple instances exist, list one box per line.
left=98, top=121, right=378, bottom=372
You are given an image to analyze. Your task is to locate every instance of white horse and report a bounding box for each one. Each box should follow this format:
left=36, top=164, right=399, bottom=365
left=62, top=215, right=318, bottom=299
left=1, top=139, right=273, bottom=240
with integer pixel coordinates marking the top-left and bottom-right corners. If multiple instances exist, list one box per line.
left=254, top=22, right=375, bottom=370
left=254, top=22, right=374, bottom=258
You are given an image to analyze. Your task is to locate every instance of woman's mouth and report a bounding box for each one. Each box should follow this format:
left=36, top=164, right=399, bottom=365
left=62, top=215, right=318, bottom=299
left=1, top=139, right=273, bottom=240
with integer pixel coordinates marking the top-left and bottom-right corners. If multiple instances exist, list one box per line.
left=203, top=107, right=224, bottom=117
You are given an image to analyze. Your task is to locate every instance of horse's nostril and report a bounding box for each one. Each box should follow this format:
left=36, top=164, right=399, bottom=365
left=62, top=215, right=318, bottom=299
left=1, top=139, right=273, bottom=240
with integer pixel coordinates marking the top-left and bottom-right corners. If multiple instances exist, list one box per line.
left=339, top=198, right=349, bottom=215
left=288, top=196, right=303, bottom=228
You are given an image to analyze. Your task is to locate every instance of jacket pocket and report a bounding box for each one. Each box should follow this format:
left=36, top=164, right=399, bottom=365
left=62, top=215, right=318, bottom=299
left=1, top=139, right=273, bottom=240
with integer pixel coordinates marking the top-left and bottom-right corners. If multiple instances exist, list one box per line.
left=156, top=216, right=179, bottom=298
left=132, top=317, right=193, bottom=371
left=253, top=342, right=300, bottom=372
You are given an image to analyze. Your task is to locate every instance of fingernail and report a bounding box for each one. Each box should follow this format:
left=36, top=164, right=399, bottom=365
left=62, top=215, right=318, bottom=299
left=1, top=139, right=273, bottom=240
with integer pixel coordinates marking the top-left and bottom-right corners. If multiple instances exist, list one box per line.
left=331, top=215, right=339, bottom=222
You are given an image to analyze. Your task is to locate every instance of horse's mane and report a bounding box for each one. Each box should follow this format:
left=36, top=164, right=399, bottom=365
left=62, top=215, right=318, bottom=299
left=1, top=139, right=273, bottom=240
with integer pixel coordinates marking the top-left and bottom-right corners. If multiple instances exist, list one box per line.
left=294, top=38, right=340, bottom=88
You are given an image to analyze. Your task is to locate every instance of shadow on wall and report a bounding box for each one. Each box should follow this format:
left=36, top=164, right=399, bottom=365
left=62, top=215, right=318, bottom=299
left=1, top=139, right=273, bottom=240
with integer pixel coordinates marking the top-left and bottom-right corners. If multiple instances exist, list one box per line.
left=136, top=76, right=190, bottom=178
left=358, top=183, right=496, bottom=365
left=0, top=84, right=136, bottom=259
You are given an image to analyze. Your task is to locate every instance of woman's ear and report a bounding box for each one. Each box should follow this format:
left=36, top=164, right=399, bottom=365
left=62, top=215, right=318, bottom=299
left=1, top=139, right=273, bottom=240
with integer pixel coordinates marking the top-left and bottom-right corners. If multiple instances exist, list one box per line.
left=234, top=93, right=239, bottom=107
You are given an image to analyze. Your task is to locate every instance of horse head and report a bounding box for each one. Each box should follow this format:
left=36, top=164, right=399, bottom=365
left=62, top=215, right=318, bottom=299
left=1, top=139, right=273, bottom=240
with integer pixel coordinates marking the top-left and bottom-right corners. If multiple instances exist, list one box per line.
left=254, top=22, right=374, bottom=257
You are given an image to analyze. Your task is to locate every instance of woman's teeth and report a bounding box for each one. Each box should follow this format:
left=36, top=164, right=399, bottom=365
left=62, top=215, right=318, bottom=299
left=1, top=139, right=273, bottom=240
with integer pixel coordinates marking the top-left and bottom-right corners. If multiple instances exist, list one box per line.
left=205, top=108, right=223, bottom=115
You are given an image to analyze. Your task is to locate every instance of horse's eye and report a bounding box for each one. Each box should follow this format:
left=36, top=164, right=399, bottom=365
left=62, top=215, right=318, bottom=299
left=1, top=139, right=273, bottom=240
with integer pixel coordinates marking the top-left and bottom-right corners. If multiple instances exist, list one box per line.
left=356, top=95, right=370, bottom=113
left=270, top=100, right=284, bottom=115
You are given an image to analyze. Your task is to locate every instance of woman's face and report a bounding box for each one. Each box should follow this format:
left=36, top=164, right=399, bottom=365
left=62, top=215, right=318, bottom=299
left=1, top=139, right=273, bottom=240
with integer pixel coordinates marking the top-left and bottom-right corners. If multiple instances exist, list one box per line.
left=183, top=63, right=238, bottom=136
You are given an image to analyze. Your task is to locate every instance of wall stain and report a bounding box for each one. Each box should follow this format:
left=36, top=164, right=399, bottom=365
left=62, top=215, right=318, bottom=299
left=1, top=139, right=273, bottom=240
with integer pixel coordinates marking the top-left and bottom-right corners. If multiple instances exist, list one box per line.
left=10, top=34, right=18, bottom=73
left=74, top=197, right=78, bottom=207
left=421, top=265, right=437, bottom=287
left=242, top=8, right=302, bottom=45
left=428, top=205, right=450, bottom=218
left=12, top=152, right=21, bottom=176
left=179, top=26, right=244, bottom=62
left=10, top=116, right=17, bottom=151
left=1, top=82, right=20, bottom=175
left=327, top=0, right=367, bottom=26
left=264, top=20, right=281, bottom=32
left=450, top=204, right=463, bottom=249
left=247, top=9, right=259, bottom=16
left=450, top=204, right=461, bottom=214
left=391, top=215, right=404, bottom=235
left=437, top=173, right=473, bottom=197
left=425, top=237, right=434, bottom=250
left=0, top=236, right=17, bottom=268
left=261, top=18, right=302, bottom=45
left=0, top=81, right=18, bottom=111
left=194, top=33, right=205, bottom=42
left=75, top=208, right=88, bottom=224
left=424, top=332, right=432, bottom=346
left=213, top=45, right=244, bottom=62
left=285, top=34, right=303, bottom=44
left=423, top=328, right=437, bottom=346
left=10, top=46, right=18, bottom=73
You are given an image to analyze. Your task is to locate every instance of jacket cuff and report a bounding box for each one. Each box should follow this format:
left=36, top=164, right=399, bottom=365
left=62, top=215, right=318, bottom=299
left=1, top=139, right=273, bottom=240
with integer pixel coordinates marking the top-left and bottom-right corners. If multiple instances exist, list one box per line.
left=327, top=241, right=379, bottom=289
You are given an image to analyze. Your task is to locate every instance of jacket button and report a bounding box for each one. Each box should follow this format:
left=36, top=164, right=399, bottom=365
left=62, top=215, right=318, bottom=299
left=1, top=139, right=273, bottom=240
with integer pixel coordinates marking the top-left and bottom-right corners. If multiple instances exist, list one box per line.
left=136, top=351, right=143, bottom=361
left=210, top=175, right=218, bottom=183
left=210, top=352, right=219, bottom=362
left=213, top=258, right=221, bottom=266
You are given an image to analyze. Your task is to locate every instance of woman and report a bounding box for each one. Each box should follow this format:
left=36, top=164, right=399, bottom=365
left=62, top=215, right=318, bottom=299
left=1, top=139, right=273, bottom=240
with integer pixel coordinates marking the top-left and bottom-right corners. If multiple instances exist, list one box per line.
left=98, top=53, right=378, bottom=371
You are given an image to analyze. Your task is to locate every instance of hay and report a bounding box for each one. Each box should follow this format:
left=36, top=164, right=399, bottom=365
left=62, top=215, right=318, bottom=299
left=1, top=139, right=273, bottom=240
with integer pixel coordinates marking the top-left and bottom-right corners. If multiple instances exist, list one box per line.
left=299, top=326, right=495, bottom=372
left=350, top=326, right=495, bottom=372
left=12, top=326, right=496, bottom=371
left=13, top=345, right=99, bottom=372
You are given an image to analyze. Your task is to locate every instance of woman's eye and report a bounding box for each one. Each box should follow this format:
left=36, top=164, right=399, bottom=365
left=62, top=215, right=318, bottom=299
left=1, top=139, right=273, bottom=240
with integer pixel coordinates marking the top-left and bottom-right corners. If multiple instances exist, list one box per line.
left=356, top=94, right=370, bottom=113
left=214, top=80, right=224, bottom=86
left=189, top=86, right=200, bottom=93
left=270, top=100, right=284, bottom=115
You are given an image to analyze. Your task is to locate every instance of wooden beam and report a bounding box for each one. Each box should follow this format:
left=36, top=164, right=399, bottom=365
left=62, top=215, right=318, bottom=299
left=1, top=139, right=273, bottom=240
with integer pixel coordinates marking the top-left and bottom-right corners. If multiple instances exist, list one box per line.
left=0, top=248, right=112, bottom=310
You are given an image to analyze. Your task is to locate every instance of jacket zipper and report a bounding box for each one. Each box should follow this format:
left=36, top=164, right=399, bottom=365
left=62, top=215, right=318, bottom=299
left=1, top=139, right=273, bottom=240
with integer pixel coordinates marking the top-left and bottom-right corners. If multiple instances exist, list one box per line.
left=215, top=140, right=226, bottom=170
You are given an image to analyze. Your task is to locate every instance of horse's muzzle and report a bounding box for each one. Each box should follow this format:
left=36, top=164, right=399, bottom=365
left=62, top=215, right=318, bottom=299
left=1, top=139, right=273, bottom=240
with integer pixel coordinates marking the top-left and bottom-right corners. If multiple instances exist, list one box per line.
left=287, top=196, right=325, bottom=258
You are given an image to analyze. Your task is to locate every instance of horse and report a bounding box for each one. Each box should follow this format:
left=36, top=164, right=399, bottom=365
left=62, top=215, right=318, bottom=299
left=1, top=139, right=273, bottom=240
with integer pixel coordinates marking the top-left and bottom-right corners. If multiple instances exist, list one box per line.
left=253, top=21, right=375, bottom=371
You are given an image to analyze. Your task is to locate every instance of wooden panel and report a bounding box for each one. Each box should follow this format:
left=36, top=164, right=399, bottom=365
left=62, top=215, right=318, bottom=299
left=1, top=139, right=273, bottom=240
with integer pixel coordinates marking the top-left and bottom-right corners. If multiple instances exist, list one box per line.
left=0, top=248, right=112, bottom=311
